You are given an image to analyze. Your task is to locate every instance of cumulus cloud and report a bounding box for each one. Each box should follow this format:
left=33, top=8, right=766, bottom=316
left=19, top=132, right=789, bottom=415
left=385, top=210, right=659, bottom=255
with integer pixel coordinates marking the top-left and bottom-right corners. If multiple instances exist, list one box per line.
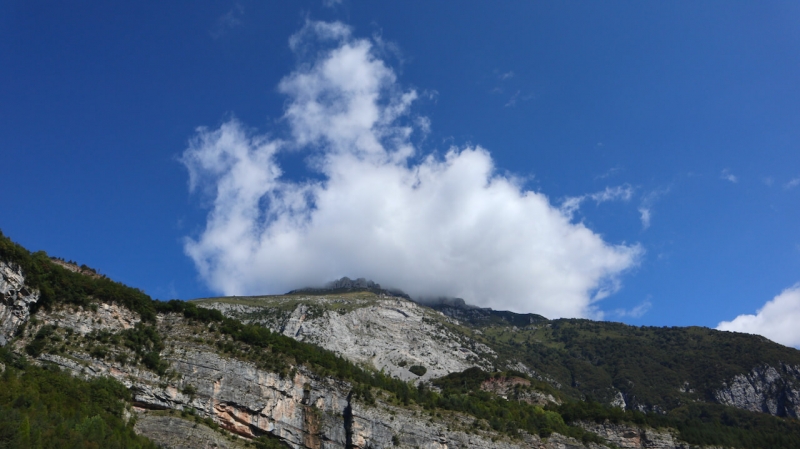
left=785, top=177, right=800, bottom=189
left=716, top=285, right=800, bottom=348
left=181, top=21, right=642, bottom=318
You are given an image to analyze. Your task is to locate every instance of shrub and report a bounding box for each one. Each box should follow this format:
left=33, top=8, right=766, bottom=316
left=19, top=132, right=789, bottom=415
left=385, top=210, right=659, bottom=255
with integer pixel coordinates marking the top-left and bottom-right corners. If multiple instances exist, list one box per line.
left=409, top=365, right=427, bottom=376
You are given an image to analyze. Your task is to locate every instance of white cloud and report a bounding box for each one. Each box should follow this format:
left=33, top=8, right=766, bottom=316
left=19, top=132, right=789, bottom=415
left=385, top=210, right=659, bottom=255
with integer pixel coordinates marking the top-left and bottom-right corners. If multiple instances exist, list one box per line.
left=720, top=168, right=738, bottom=183
left=181, top=21, right=642, bottom=318
left=637, top=187, right=670, bottom=230
left=560, top=184, right=633, bottom=218
left=595, top=166, right=622, bottom=180
left=613, top=299, right=652, bottom=319
left=638, top=207, right=652, bottom=230
left=716, top=284, right=800, bottom=348
left=785, top=177, right=800, bottom=189
left=503, top=90, right=534, bottom=108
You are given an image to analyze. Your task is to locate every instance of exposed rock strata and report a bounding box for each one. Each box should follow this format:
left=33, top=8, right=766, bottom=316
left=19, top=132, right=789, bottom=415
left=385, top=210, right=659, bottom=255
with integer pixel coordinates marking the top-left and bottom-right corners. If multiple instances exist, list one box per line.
left=714, top=363, right=800, bottom=417
left=134, top=413, right=250, bottom=449
left=577, top=421, right=721, bottom=449
left=41, top=302, right=140, bottom=335
left=0, top=263, right=755, bottom=449
left=480, top=376, right=560, bottom=406
left=0, top=261, right=39, bottom=345
left=18, top=307, right=618, bottom=449
left=200, top=298, right=497, bottom=382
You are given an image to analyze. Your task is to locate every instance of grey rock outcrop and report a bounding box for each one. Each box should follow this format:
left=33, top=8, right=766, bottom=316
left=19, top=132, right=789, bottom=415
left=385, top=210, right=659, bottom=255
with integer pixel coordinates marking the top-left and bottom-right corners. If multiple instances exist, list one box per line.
left=0, top=261, right=39, bottom=346
left=200, top=297, right=497, bottom=382
left=714, top=363, right=800, bottom=417
left=25, top=308, right=613, bottom=449
left=134, top=414, right=251, bottom=449
left=578, top=421, right=724, bottom=449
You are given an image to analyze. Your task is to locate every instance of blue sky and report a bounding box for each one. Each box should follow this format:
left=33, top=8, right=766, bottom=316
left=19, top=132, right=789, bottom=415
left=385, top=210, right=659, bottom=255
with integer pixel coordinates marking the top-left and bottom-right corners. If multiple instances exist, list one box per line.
left=2, top=2, right=799, bottom=342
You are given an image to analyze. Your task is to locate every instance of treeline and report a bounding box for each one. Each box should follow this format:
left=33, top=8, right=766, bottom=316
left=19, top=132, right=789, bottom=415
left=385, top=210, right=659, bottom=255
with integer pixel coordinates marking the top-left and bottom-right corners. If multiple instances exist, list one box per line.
left=0, top=231, right=156, bottom=320
left=472, top=313, right=800, bottom=410
left=544, top=320, right=800, bottom=407
left=0, top=347, right=158, bottom=449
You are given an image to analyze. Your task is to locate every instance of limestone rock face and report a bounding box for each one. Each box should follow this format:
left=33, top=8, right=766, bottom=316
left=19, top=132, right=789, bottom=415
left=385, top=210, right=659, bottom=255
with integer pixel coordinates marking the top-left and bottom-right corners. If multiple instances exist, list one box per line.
left=578, top=421, right=724, bottom=449
left=42, top=302, right=140, bottom=335
left=714, top=363, right=800, bottom=417
left=200, top=297, right=497, bottom=382
left=27, top=308, right=610, bottom=449
left=480, top=376, right=560, bottom=406
left=133, top=414, right=251, bottom=449
left=0, top=261, right=39, bottom=346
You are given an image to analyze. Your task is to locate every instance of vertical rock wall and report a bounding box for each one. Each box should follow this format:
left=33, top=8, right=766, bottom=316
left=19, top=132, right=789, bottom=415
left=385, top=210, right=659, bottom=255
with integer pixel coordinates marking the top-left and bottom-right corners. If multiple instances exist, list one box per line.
left=0, top=261, right=39, bottom=346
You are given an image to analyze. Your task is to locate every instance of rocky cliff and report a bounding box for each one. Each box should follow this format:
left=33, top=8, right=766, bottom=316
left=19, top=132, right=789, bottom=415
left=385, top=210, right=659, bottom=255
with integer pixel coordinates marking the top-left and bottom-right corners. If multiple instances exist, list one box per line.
left=0, top=260, right=39, bottom=345
left=196, top=295, right=499, bottom=382
left=714, top=363, right=800, bottom=418
left=0, top=260, right=712, bottom=449
left=13, top=303, right=615, bottom=449
left=4, top=248, right=800, bottom=448
left=577, top=421, right=722, bottom=449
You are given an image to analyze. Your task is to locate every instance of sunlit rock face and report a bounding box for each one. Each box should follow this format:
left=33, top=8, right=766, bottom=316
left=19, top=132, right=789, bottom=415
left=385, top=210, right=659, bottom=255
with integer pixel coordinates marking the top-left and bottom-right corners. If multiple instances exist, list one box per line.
left=714, top=364, right=800, bottom=418
left=0, top=259, right=780, bottom=449
left=198, top=296, right=497, bottom=382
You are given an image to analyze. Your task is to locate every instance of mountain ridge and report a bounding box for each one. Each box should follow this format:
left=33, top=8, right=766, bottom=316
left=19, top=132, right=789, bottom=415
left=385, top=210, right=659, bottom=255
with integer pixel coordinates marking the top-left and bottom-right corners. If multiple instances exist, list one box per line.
left=4, top=230, right=800, bottom=448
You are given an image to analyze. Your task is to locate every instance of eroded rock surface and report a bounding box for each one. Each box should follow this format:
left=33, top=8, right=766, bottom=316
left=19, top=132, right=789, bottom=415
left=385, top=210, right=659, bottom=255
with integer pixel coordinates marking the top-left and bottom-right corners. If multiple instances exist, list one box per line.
left=714, top=363, right=800, bottom=417
left=0, top=261, right=39, bottom=345
left=200, top=297, right=496, bottom=382
left=134, top=413, right=250, bottom=449
left=20, top=307, right=624, bottom=449
left=578, top=421, right=710, bottom=449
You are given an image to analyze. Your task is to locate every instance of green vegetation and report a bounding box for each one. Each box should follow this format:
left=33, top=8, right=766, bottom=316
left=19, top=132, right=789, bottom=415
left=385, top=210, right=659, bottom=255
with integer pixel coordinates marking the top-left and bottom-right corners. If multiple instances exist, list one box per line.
left=408, top=365, right=427, bottom=376
left=5, top=230, right=800, bottom=448
left=133, top=298, right=603, bottom=442
left=253, top=435, right=290, bottom=448
left=0, top=347, right=157, bottom=449
left=553, top=399, right=800, bottom=448
left=452, top=311, right=800, bottom=409
left=0, top=230, right=157, bottom=321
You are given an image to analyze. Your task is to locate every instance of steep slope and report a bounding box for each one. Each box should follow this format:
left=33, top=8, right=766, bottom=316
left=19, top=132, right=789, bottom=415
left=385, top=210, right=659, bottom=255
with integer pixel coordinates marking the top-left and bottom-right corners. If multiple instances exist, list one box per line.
left=0, top=232, right=617, bottom=448
left=196, top=289, right=800, bottom=421
left=193, top=293, right=498, bottom=382
left=432, top=303, right=800, bottom=416
left=4, top=231, right=800, bottom=448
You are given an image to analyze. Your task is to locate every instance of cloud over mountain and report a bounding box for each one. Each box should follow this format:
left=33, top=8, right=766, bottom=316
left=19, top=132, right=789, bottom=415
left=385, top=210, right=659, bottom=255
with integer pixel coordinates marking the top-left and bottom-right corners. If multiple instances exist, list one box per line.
left=181, top=21, right=641, bottom=318
left=717, top=284, right=800, bottom=348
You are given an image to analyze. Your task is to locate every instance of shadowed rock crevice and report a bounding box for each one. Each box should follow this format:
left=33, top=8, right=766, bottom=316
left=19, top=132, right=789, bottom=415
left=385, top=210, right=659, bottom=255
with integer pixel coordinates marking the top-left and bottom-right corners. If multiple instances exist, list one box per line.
left=343, top=391, right=354, bottom=449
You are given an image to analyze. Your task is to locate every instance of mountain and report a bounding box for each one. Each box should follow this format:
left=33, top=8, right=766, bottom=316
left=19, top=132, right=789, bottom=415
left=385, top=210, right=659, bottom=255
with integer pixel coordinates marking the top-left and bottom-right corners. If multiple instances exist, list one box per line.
left=3, top=230, right=800, bottom=448
left=196, top=286, right=800, bottom=418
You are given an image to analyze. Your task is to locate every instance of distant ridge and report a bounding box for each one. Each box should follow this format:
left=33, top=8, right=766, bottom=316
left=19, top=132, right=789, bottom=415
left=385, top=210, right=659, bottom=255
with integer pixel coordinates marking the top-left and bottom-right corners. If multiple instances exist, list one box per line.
left=287, top=276, right=411, bottom=299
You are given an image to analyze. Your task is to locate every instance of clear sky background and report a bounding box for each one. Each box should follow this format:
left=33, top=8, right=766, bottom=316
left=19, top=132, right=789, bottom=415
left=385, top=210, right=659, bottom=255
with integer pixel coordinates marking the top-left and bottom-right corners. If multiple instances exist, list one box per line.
left=2, top=2, right=799, bottom=344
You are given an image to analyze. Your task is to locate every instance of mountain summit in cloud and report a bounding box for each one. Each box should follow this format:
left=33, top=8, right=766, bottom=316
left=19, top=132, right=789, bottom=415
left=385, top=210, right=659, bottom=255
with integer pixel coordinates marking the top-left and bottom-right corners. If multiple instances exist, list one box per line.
left=180, top=21, right=641, bottom=319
